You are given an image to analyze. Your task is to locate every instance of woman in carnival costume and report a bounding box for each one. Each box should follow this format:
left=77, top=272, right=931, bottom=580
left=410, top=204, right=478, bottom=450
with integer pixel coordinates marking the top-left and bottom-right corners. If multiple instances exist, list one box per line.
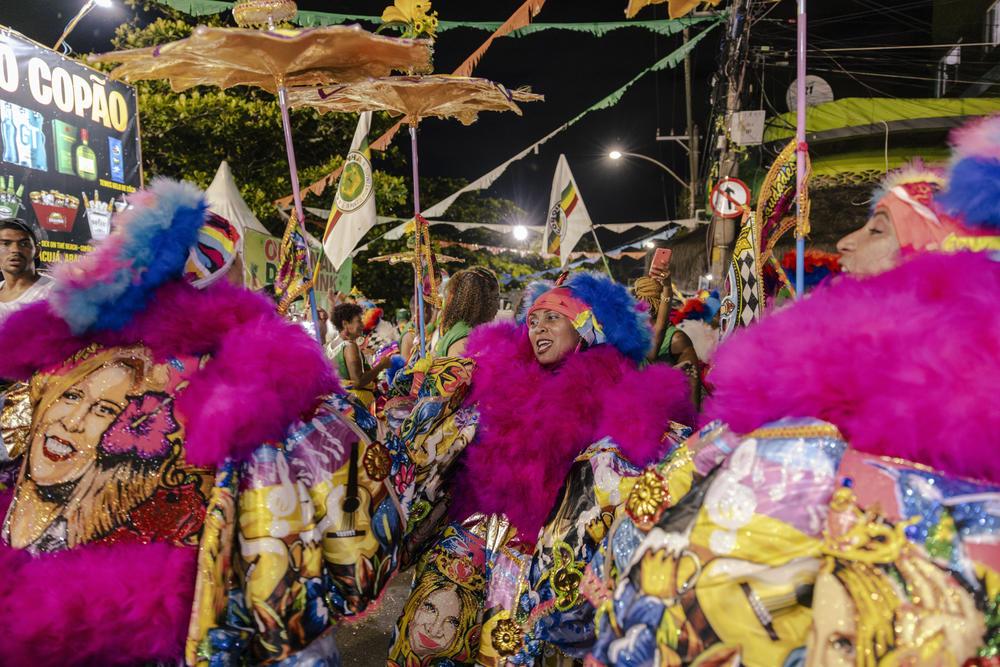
left=632, top=268, right=702, bottom=408
left=550, top=116, right=1000, bottom=666
left=331, top=301, right=394, bottom=408
left=0, top=179, right=468, bottom=666
left=386, top=271, right=696, bottom=666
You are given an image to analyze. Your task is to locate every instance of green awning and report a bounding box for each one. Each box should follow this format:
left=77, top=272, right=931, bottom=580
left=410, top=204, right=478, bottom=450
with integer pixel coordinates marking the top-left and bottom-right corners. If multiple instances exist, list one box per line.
left=744, top=146, right=952, bottom=194
left=763, top=97, right=1000, bottom=143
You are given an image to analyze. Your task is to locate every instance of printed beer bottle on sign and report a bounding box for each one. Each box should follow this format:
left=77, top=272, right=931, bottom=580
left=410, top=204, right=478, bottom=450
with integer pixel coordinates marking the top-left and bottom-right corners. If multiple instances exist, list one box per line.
left=76, top=128, right=97, bottom=181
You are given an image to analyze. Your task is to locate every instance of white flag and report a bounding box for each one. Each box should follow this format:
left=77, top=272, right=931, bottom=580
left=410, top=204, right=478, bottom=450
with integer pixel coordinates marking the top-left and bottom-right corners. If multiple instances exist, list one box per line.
left=543, top=154, right=594, bottom=267
left=322, top=111, right=376, bottom=270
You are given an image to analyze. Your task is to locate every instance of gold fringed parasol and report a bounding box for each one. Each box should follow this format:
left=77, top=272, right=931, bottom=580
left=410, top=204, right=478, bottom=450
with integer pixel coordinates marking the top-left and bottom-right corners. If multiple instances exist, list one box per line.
left=286, top=75, right=543, bottom=125
left=89, top=24, right=432, bottom=94
left=88, top=18, right=432, bottom=348
left=289, top=74, right=542, bottom=357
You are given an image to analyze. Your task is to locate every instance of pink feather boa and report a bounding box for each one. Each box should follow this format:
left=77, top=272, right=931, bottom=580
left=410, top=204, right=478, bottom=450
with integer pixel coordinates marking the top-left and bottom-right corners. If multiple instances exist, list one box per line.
left=0, top=279, right=340, bottom=664
left=0, top=539, right=196, bottom=665
left=705, top=251, right=1000, bottom=483
left=449, top=321, right=695, bottom=542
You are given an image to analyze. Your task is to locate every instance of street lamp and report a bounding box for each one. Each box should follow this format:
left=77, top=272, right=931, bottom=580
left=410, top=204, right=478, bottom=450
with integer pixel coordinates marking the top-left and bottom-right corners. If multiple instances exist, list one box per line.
left=512, top=224, right=528, bottom=241
left=54, top=0, right=114, bottom=52
left=609, top=149, right=698, bottom=222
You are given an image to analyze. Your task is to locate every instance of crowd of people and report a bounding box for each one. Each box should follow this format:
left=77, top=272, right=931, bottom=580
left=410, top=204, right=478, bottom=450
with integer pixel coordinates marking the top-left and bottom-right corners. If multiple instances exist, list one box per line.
left=0, top=114, right=998, bottom=666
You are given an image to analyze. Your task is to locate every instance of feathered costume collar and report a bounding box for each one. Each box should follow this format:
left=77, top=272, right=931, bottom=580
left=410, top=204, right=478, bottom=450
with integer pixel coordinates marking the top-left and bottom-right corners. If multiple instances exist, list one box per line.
left=0, top=182, right=338, bottom=665
left=448, top=321, right=695, bottom=543
left=706, top=251, right=1000, bottom=484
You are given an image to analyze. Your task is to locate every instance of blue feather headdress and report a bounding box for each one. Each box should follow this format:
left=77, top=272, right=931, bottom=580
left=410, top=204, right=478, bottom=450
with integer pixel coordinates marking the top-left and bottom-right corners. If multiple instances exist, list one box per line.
left=936, top=114, right=1000, bottom=233
left=49, top=178, right=209, bottom=334
left=518, top=271, right=652, bottom=364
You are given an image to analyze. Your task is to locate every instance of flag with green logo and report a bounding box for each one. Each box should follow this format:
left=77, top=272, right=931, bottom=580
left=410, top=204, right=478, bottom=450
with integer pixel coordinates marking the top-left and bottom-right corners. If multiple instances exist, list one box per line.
left=321, top=112, right=376, bottom=271
left=543, top=154, right=594, bottom=267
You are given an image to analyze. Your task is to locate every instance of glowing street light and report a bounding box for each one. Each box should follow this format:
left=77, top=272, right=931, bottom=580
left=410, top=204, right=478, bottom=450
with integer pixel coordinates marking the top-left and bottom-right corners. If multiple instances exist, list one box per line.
left=607, top=149, right=688, bottom=192
left=54, top=0, right=114, bottom=52
left=512, top=224, right=528, bottom=241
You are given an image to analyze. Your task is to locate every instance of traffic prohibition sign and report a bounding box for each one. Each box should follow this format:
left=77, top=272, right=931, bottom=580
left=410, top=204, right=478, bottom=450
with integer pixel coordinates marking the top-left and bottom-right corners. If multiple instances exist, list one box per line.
left=710, top=177, right=751, bottom=219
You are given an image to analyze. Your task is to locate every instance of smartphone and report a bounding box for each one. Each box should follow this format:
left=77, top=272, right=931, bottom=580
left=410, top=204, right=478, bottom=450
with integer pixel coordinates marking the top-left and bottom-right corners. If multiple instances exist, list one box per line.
left=650, top=247, right=672, bottom=276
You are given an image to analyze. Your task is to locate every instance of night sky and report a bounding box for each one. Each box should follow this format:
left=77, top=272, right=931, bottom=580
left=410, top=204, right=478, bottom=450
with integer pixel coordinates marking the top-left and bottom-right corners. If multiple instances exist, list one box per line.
left=7, top=1, right=718, bottom=236
left=5, top=0, right=949, bottom=247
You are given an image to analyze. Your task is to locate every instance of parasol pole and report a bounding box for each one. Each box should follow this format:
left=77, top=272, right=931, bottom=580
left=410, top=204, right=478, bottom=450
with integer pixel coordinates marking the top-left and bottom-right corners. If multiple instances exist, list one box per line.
left=794, top=0, right=807, bottom=297
left=410, top=122, right=427, bottom=359
left=588, top=224, right=613, bottom=278
left=277, top=77, right=323, bottom=344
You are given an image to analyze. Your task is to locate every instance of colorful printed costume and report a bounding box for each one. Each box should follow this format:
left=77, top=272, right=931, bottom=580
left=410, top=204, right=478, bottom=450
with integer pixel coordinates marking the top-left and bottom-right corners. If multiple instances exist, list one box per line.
left=0, top=179, right=461, bottom=666
left=567, top=120, right=1000, bottom=666
left=483, top=115, right=1000, bottom=667
left=385, top=272, right=696, bottom=666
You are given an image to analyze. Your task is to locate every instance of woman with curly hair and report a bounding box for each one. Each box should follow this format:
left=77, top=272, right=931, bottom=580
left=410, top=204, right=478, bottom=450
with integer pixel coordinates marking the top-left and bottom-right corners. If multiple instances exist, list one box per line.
left=433, top=266, right=500, bottom=358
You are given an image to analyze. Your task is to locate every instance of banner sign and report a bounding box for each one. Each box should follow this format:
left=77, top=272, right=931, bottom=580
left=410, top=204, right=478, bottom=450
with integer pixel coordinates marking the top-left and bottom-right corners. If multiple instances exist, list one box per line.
left=0, top=28, right=142, bottom=264
left=243, top=229, right=340, bottom=310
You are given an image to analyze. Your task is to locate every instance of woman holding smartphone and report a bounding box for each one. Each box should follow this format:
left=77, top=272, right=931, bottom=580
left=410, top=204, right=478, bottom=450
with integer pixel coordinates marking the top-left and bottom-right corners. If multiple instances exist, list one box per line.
left=635, top=247, right=701, bottom=408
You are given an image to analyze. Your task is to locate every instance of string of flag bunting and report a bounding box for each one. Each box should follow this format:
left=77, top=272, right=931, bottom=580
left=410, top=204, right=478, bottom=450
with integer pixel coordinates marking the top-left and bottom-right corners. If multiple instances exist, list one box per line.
left=157, top=0, right=714, bottom=37
left=274, top=13, right=725, bottom=211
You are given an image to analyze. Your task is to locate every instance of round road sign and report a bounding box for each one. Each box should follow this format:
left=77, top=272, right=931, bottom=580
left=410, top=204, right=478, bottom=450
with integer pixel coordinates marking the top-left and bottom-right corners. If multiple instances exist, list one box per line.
left=710, top=177, right=751, bottom=219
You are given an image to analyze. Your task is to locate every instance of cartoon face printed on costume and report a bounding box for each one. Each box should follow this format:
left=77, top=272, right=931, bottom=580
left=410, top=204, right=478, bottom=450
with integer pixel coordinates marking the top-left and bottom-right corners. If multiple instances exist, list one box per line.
left=408, top=584, right=463, bottom=658
left=527, top=308, right=581, bottom=366
left=836, top=208, right=901, bottom=276
left=10, top=346, right=210, bottom=553
left=29, top=363, right=131, bottom=487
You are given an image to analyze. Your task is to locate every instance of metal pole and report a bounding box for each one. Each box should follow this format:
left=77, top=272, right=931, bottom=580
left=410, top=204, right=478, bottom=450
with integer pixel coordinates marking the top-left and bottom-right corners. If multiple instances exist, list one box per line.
left=683, top=26, right=698, bottom=220
left=410, top=124, right=427, bottom=359
left=53, top=0, right=95, bottom=51
left=589, top=226, right=613, bottom=278
left=795, top=0, right=807, bottom=296
left=623, top=152, right=688, bottom=190
left=710, top=0, right=745, bottom=282
left=277, top=83, right=322, bottom=344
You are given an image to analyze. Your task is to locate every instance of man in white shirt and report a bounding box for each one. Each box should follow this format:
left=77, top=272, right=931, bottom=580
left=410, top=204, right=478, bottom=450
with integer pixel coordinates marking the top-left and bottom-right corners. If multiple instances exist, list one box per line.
left=0, top=218, right=53, bottom=322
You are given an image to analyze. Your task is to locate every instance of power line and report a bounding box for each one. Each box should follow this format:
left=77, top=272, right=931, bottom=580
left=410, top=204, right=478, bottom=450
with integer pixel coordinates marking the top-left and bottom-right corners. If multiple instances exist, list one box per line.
left=808, top=66, right=989, bottom=87
left=811, top=41, right=997, bottom=52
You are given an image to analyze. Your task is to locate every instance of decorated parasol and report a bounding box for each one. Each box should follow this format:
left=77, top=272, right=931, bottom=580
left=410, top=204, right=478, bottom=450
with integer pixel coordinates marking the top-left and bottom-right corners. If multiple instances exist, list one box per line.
left=288, top=74, right=542, bottom=357
left=89, top=0, right=432, bottom=338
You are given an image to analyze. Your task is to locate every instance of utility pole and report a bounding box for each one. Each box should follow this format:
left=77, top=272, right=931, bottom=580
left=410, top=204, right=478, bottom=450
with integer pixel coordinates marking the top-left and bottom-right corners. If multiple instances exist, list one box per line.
left=683, top=26, right=698, bottom=220
left=709, top=0, right=749, bottom=282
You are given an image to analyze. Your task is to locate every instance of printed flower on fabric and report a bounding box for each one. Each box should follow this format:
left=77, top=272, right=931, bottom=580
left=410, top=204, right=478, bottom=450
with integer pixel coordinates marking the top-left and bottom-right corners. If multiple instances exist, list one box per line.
left=100, top=391, right=178, bottom=458
left=100, top=482, right=207, bottom=544
left=393, top=464, right=415, bottom=495
left=592, top=580, right=666, bottom=667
